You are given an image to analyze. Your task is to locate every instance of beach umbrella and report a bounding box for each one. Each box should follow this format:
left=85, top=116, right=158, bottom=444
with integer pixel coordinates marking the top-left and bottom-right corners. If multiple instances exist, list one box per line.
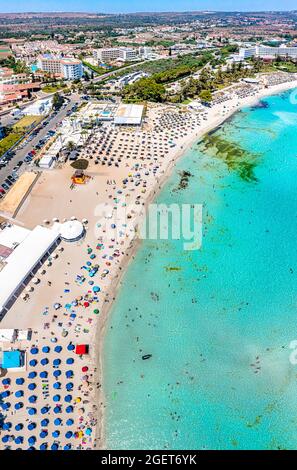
left=41, top=358, right=49, bottom=365
left=28, top=423, right=36, bottom=430
left=66, top=358, right=74, bottom=365
left=40, top=371, right=48, bottom=378
left=53, top=359, right=61, bottom=367
left=32, top=277, right=39, bottom=285
left=93, top=286, right=100, bottom=293
left=28, top=408, right=36, bottom=416
left=28, top=436, right=36, bottom=445
left=1, top=390, right=10, bottom=398
left=52, top=430, right=60, bottom=438
left=85, top=428, right=92, bottom=436
left=15, top=378, right=24, bottom=385
left=93, top=309, right=99, bottom=314
left=41, top=407, right=49, bottom=414
left=66, top=383, right=73, bottom=391
left=66, top=370, right=73, bottom=378
left=15, top=436, right=23, bottom=444
left=65, top=431, right=73, bottom=439
left=2, top=422, right=12, bottom=430
left=15, top=402, right=23, bottom=410
left=64, top=444, right=72, bottom=450
left=66, top=419, right=73, bottom=426
left=15, top=390, right=23, bottom=397
left=2, top=435, right=9, bottom=443
left=28, top=446, right=36, bottom=450
left=28, top=383, right=36, bottom=390
left=53, top=370, right=61, bottom=378
left=30, top=347, right=38, bottom=355
left=40, top=431, right=48, bottom=439
left=53, top=395, right=60, bottom=402
left=42, top=346, right=50, bottom=353
left=29, top=359, right=37, bottom=367
left=40, top=443, right=48, bottom=450
left=51, top=443, right=59, bottom=450
left=15, top=423, right=23, bottom=431
left=53, top=382, right=61, bottom=389
left=41, top=419, right=49, bottom=427
left=28, top=371, right=37, bottom=379
left=64, top=394, right=72, bottom=402
left=54, top=406, right=61, bottom=414
left=75, top=397, right=81, bottom=403
left=54, top=346, right=62, bottom=353
left=67, top=343, right=75, bottom=351
left=54, top=418, right=62, bottom=426
left=66, top=406, right=73, bottom=414
left=82, top=366, right=88, bottom=372
left=29, top=395, right=37, bottom=403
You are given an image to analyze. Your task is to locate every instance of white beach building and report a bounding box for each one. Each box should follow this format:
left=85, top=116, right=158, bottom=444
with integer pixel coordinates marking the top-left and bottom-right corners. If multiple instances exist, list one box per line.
left=114, top=104, right=144, bottom=126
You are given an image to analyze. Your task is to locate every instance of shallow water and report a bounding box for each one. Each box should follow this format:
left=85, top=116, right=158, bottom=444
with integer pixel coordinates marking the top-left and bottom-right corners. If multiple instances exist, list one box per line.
left=103, top=90, right=297, bottom=450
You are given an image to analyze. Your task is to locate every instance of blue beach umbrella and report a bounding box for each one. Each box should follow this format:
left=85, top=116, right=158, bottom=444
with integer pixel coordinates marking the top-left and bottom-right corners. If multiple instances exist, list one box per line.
left=28, top=436, right=36, bottom=445
left=16, top=378, right=24, bottom=385
left=67, top=343, right=75, bottom=351
left=28, top=383, right=36, bottom=390
left=15, top=402, right=23, bottom=410
left=2, top=435, right=9, bottom=443
left=53, top=382, right=61, bottom=389
left=53, top=370, right=61, bottom=378
left=29, top=359, right=37, bottom=366
left=42, top=346, right=50, bottom=353
left=64, top=444, right=71, bottom=450
left=52, top=430, right=60, bottom=438
left=30, top=347, right=38, bottom=355
left=15, top=390, right=23, bottom=397
left=40, top=371, right=47, bottom=378
left=54, top=346, right=62, bottom=353
left=53, top=395, right=60, bottom=402
left=64, top=394, right=72, bottom=402
left=66, top=382, right=73, bottom=391
left=93, top=286, right=100, bottom=293
left=53, top=359, right=61, bottom=367
left=53, top=405, right=61, bottom=414
left=28, top=371, right=37, bottom=379
left=28, top=407, right=36, bottom=415
left=2, top=422, right=12, bottom=430
left=28, top=423, right=36, bottom=430
left=15, top=436, right=23, bottom=444
left=2, top=378, right=10, bottom=385
left=40, top=443, right=48, bottom=450
left=28, top=447, right=35, bottom=450
left=54, top=418, right=62, bottom=426
left=40, top=431, right=48, bottom=438
left=66, top=419, right=73, bottom=426
left=66, top=358, right=74, bottom=365
left=1, top=390, right=10, bottom=398
left=1, top=403, right=10, bottom=410
left=41, top=419, right=49, bottom=426
left=66, top=406, right=73, bottom=413
left=41, top=406, right=49, bottom=414
left=65, top=431, right=73, bottom=439
left=29, top=395, right=37, bottom=403
left=15, top=423, right=23, bottom=431
left=66, top=370, right=73, bottom=378
left=51, top=443, right=59, bottom=450
left=41, top=358, right=49, bottom=365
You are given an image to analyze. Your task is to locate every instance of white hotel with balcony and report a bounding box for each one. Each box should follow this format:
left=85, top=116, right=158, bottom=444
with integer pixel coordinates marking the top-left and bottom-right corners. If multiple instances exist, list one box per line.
left=239, top=45, right=297, bottom=60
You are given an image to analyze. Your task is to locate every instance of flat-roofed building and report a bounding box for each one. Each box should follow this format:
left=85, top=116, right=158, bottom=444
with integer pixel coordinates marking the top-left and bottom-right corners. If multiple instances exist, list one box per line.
left=114, top=103, right=144, bottom=126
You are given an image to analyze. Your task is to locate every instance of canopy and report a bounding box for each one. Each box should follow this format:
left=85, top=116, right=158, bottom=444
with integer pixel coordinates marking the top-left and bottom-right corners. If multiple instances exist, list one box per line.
left=75, top=344, right=88, bottom=355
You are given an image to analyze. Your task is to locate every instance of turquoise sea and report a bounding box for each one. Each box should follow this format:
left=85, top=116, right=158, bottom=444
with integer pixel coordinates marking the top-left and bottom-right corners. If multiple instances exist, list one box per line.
left=103, top=89, right=297, bottom=450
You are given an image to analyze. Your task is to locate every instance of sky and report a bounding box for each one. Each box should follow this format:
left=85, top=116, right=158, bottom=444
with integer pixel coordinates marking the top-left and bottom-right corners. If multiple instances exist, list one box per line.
left=0, top=0, right=296, bottom=14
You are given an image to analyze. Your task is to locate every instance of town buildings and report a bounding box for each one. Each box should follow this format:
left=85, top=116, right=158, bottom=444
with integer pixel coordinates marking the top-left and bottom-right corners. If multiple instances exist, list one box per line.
left=37, top=55, right=83, bottom=79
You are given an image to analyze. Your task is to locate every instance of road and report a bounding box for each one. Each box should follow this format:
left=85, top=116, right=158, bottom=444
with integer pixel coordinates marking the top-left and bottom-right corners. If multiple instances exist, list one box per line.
left=0, top=93, right=81, bottom=187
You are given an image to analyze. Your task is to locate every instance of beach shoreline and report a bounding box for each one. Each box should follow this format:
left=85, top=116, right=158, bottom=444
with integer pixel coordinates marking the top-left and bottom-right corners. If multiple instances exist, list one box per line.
left=96, top=78, right=297, bottom=449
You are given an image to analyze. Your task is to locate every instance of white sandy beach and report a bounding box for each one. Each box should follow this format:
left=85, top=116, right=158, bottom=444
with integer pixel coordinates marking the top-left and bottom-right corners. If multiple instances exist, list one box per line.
left=1, top=74, right=297, bottom=450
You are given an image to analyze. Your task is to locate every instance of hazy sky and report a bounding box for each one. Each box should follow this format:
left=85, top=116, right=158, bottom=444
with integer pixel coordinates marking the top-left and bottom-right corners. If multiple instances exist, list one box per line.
left=0, top=0, right=296, bottom=14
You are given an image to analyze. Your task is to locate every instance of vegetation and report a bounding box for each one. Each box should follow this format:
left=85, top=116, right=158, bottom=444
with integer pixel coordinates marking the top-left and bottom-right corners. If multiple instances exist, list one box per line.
left=70, top=159, right=89, bottom=170
left=0, top=131, right=24, bottom=157
left=123, top=77, right=166, bottom=102
left=13, top=115, right=42, bottom=131
left=52, top=93, right=65, bottom=110
left=0, top=56, right=30, bottom=74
